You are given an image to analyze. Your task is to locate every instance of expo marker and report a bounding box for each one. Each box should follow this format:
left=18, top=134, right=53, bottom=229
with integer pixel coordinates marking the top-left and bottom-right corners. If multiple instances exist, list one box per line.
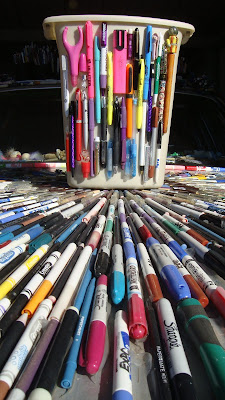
left=0, top=243, right=27, bottom=272
left=110, top=214, right=125, bottom=305
left=85, top=274, right=108, bottom=375
left=112, top=310, right=133, bottom=400
left=156, top=298, right=198, bottom=400
left=126, top=213, right=163, bottom=303
left=61, top=277, right=96, bottom=389
left=0, top=244, right=49, bottom=300
left=0, top=226, right=45, bottom=257
left=118, top=198, right=148, bottom=340
left=0, top=299, right=53, bottom=400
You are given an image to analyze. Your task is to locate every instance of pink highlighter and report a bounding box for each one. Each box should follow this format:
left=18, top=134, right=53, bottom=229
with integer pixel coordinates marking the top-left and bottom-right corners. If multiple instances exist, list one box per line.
left=113, top=30, right=127, bottom=94
left=85, top=274, right=108, bottom=375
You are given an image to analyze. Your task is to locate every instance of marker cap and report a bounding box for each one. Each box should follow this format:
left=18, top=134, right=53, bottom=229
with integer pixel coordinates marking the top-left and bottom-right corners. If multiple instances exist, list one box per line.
left=110, top=271, right=125, bottom=304
left=210, top=286, right=225, bottom=320
left=128, top=293, right=148, bottom=339
left=79, top=52, right=87, bottom=73
left=160, top=264, right=191, bottom=302
left=28, top=388, right=52, bottom=400
left=81, top=161, right=91, bottom=179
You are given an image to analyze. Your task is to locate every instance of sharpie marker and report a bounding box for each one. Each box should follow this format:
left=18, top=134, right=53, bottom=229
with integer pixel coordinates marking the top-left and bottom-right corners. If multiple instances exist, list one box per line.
left=129, top=208, right=191, bottom=302
left=156, top=298, right=197, bottom=400
left=177, top=298, right=225, bottom=399
left=112, top=310, right=132, bottom=400
left=85, top=274, right=108, bottom=375
left=61, top=277, right=96, bottom=388
left=126, top=214, right=163, bottom=303
left=118, top=199, right=148, bottom=339
left=111, top=215, right=125, bottom=305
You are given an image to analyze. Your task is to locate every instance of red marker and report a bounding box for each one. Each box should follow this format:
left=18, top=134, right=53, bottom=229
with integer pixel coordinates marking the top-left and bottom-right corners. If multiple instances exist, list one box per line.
left=75, top=88, right=82, bottom=161
left=85, top=274, right=108, bottom=374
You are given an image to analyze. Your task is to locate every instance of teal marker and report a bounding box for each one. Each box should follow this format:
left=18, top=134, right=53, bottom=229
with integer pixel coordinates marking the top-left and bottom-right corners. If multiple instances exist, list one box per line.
left=177, top=298, right=225, bottom=399
left=110, top=214, right=125, bottom=304
left=94, top=36, right=101, bottom=124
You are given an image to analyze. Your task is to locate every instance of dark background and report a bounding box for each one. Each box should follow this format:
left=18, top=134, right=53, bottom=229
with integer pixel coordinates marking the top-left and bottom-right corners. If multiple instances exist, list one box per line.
left=1, top=1, right=225, bottom=159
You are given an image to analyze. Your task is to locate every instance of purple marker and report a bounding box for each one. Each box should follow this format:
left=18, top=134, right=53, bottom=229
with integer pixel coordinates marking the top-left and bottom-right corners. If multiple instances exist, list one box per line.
left=100, top=22, right=107, bottom=89
left=121, top=97, right=127, bottom=170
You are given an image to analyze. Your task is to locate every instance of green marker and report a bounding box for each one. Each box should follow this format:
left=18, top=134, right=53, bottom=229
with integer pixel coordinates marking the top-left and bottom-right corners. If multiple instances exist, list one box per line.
left=177, top=298, right=225, bottom=399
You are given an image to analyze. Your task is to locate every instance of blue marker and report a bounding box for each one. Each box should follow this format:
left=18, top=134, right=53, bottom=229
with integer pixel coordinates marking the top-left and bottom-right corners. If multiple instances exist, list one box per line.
left=55, top=212, right=87, bottom=244
left=143, top=25, right=152, bottom=101
left=61, top=277, right=96, bottom=388
left=0, top=225, right=22, bottom=235
left=146, top=236, right=191, bottom=302
left=94, top=36, right=101, bottom=124
left=111, top=215, right=125, bottom=304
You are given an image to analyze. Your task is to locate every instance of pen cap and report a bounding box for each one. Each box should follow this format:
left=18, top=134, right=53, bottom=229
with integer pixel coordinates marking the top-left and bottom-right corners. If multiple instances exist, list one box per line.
left=128, top=293, right=148, bottom=340
left=28, top=233, right=52, bottom=254
left=79, top=53, right=87, bottom=73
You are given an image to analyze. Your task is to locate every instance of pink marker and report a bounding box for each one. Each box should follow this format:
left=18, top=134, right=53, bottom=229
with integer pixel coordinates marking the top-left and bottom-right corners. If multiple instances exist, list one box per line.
left=85, top=275, right=108, bottom=374
left=113, top=30, right=127, bottom=94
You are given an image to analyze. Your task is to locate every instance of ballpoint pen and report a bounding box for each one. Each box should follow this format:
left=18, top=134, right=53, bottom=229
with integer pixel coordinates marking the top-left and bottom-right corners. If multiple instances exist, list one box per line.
left=107, top=140, right=113, bottom=179
left=61, top=55, right=69, bottom=118
left=130, top=98, right=137, bottom=177
left=79, top=53, right=89, bottom=150
left=100, top=91, right=107, bottom=167
left=125, top=139, right=131, bottom=178
left=120, top=97, right=127, bottom=170
left=62, top=26, right=83, bottom=87
left=100, top=22, right=107, bottom=89
left=146, top=63, right=154, bottom=142
left=153, top=32, right=163, bottom=106
left=149, top=106, right=159, bottom=178
left=107, top=51, right=113, bottom=126
left=143, top=25, right=152, bottom=103
left=94, top=137, right=100, bottom=175
left=85, top=21, right=95, bottom=176
left=126, top=64, right=133, bottom=139
left=69, top=101, right=75, bottom=177
left=113, top=97, right=120, bottom=174
left=110, top=214, right=125, bottom=304
left=94, top=36, right=101, bottom=124
left=137, top=58, right=145, bottom=176
left=127, top=29, right=133, bottom=59
left=75, top=88, right=82, bottom=162
left=158, top=45, right=167, bottom=134
left=163, top=26, right=178, bottom=133
left=133, top=28, right=140, bottom=91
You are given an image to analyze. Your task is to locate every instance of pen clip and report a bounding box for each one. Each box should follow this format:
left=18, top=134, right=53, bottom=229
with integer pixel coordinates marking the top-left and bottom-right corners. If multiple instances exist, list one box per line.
left=133, top=28, right=140, bottom=58
left=101, top=22, right=107, bottom=47
left=127, top=65, right=133, bottom=94
left=116, top=30, right=125, bottom=50
left=151, top=33, right=159, bottom=61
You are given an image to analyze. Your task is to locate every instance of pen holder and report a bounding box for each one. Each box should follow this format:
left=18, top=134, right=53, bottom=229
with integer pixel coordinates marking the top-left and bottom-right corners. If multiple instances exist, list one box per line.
left=43, top=15, right=194, bottom=189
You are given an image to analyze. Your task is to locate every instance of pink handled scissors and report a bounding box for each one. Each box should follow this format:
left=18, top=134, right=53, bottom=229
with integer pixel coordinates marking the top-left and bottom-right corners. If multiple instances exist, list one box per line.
left=63, top=26, right=83, bottom=87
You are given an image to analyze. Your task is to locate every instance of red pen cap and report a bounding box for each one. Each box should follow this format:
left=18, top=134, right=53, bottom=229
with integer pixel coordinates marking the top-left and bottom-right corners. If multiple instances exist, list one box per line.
left=145, top=274, right=163, bottom=303
left=0, top=240, right=11, bottom=249
left=187, top=228, right=209, bottom=246
left=81, top=161, right=90, bottom=179
left=210, top=286, right=225, bottom=320
left=128, top=294, right=148, bottom=340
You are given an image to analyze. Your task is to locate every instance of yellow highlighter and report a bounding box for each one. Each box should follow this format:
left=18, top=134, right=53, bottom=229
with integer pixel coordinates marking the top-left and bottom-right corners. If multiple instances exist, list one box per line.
left=107, top=51, right=113, bottom=125
left=136, top=58, right=145, bottom=130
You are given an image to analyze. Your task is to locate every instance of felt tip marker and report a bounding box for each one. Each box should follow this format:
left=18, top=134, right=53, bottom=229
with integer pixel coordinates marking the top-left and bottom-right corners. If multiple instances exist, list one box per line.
left=85, top=274, right=108, bottom=375
left=118, top=199, right=148, bottom=339
left=126, top=214, right=163, bottom=303
left=111, top=215, right=125, bottom=305
left=156, top=298, right=198, bottom=400
left=112, top=310, right=133, bottom=400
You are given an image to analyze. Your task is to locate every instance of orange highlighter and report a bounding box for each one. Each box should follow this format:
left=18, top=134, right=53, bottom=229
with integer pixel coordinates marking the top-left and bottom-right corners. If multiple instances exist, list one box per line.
left=126, top=64, right=133, bottom=139
left=75, top=88, right=82, bottom=161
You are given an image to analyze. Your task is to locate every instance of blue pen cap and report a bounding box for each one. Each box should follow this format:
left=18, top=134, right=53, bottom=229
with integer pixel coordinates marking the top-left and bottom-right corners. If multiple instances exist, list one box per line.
left=112, top=391, right=133, bottom=400
left=160, top=264, right=191, bottom=302
left=111, top=271, right=125, bottom=305
left=0, top=211, right=27, bottom=224
left=143, top=25, right=152, bottom=100
left=0, top=224, right=22, bottom=234
left=13, top=224, right=40, bottom=241
left=168, top=240, right=187, bottom=261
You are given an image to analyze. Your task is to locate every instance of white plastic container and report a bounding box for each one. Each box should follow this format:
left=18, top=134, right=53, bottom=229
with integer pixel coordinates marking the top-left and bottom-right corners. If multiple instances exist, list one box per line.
left=43, top=15, right=194, bottom=189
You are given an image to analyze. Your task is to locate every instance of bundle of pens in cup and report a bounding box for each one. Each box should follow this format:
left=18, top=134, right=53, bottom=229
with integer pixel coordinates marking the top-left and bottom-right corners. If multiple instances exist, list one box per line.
left=62, top=21, right=178, bottom=182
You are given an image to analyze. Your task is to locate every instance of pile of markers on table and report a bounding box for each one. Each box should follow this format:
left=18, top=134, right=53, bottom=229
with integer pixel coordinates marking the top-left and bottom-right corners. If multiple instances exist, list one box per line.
left=63, top=21, right=177, bottom=180
left=0, top=186, right=225, bottom=400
